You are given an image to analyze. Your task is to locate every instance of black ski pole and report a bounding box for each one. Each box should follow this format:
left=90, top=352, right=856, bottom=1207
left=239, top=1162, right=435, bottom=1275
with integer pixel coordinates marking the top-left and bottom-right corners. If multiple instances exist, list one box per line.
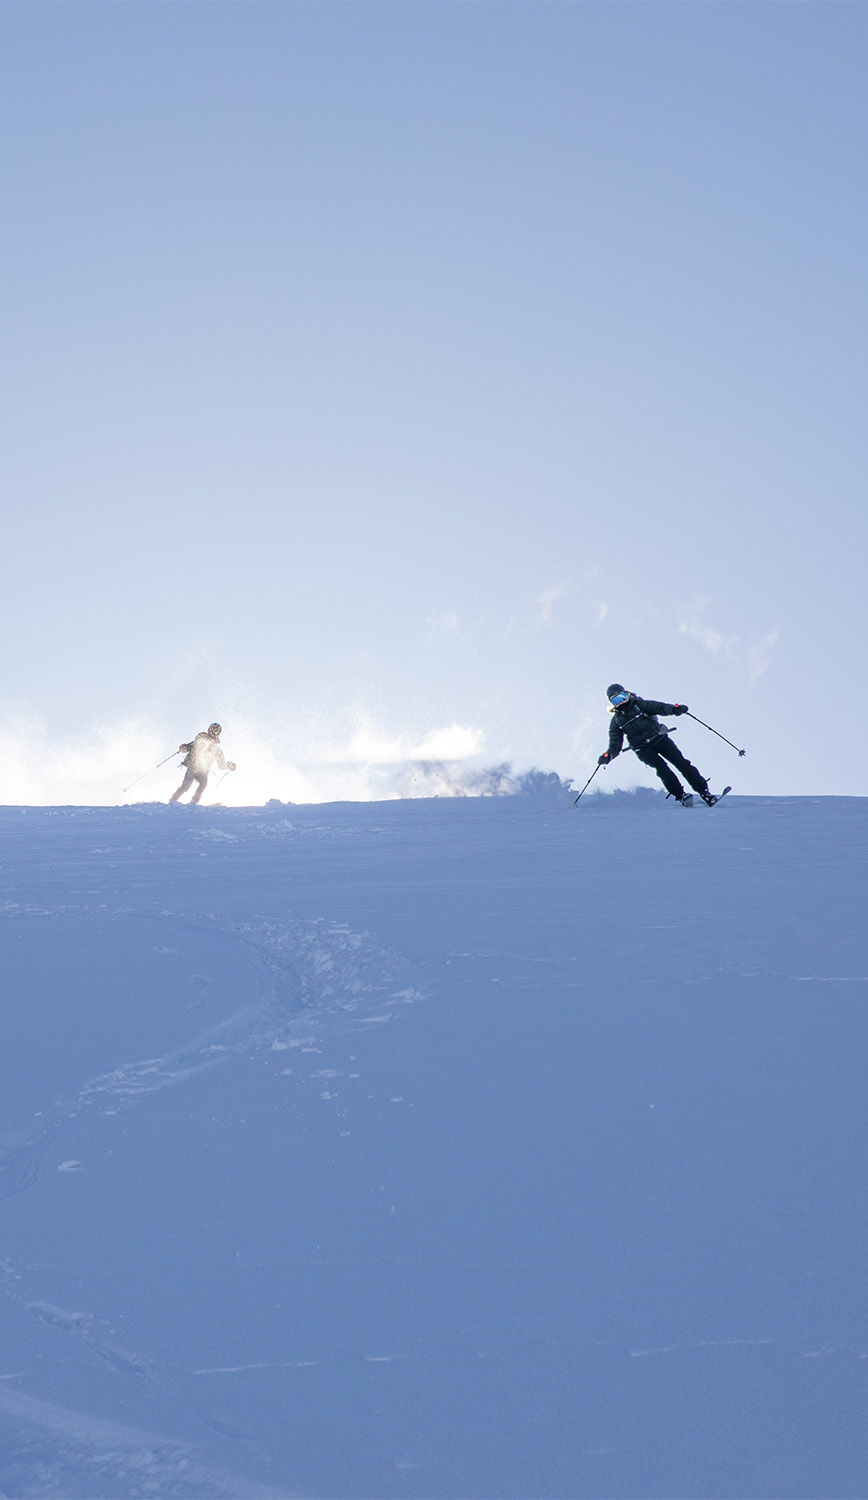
left=685, top=712, right=746, bottom=757
left=122, top=752, right=181, bottom=793
left=572, top=763, right=603, bottom=806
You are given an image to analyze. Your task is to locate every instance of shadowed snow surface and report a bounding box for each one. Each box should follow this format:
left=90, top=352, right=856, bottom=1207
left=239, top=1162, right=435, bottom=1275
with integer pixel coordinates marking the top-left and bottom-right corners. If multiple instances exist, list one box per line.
left=0, top=792, right=865, bottom=1498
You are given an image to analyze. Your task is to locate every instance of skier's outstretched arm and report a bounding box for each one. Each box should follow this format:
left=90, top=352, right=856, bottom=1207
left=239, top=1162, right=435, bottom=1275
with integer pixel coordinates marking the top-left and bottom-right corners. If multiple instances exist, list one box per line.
left=642, top=699, right=689, bottom=717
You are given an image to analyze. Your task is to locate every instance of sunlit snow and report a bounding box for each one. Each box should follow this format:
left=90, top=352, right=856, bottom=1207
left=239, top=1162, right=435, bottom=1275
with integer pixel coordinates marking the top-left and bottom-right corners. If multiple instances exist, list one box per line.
left=0, top=790, right=865, bottom=1498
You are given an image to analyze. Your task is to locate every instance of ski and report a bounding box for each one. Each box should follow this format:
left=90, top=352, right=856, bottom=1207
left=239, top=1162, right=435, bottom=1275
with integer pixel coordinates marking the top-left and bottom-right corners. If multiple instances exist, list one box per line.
left=702, top=785, right=732, bottom=807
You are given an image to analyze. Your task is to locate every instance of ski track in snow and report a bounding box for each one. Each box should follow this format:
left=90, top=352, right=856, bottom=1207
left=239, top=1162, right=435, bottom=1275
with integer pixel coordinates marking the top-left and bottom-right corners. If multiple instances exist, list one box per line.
left=0, top=1271, right=299, bottom=1495
left=23, top=1299, right=159, bottom=1389
left=0, top=903, right=426, bottom=1204
left=0, top=1382, right=297, bottom=1499
left=0, top=899, right=424, bottom=1495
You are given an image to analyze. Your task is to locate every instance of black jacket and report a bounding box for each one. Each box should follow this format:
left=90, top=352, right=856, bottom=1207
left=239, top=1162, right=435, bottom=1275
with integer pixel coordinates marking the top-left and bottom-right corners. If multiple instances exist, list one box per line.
left=607, top=695, right=680, bottom=757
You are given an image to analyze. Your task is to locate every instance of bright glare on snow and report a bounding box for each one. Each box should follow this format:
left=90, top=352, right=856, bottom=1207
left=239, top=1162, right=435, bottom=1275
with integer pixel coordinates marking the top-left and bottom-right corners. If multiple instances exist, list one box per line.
left=0, top=709, right=505, bottom=806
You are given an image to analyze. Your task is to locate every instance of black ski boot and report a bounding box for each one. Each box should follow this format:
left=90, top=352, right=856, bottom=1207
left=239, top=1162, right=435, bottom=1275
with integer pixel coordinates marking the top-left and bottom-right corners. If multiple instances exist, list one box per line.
left=700, top=787, right=732, bottom=807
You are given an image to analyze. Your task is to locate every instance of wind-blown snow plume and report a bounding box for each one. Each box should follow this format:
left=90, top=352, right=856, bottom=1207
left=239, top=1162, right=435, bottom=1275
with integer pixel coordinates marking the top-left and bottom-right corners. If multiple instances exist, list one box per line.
left=0, top=711, right=167, bottom=807
left=374, top=763, right=574, bottom=803
left=0, top=708, right=571, bottom=807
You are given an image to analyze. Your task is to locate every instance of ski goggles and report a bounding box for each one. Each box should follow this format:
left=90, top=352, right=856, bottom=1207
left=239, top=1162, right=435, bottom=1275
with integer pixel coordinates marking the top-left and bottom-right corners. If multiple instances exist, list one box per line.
left=609, top=691, right=630, bottom=706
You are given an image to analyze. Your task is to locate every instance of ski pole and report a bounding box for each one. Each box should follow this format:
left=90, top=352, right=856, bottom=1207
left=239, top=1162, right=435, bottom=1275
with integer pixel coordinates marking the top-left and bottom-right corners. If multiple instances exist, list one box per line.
left=572, top=763, right=602, bottom=805
left=686, top=712, right=746, bottom=757
left=122, top=752, right=181, bottom=793
left=209, top=769, right=232, bottom=799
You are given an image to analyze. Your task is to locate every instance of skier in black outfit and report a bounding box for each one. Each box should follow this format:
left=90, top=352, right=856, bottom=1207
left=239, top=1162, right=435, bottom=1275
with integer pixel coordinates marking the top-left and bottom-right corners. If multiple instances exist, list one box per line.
left=598, top=684, right=718, bottom=806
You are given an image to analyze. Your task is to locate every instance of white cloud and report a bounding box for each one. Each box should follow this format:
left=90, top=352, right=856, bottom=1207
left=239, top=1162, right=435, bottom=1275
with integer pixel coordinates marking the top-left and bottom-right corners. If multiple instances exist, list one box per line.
left=424, top=611, right=460, bottom=638
left=537, top=582, right=572, bottom=626
left=678, top=597, right=779, bottom=682
left=683, top=621, right=739, bottom=656
left=747, top=626, right=779, bottom=683
left=678, top=597, right=739, bottom=658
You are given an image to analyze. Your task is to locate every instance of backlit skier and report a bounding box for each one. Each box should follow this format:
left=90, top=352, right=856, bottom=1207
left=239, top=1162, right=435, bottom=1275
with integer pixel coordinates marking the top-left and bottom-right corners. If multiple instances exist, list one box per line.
left=169, top=723, right=236, bottom=805
left=597, top=685, right=720, bottom=806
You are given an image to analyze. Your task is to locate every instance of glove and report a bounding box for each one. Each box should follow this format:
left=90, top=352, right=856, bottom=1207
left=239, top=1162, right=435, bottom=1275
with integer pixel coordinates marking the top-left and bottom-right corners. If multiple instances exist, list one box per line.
left=227, top=762, right=237, bottom=771
left=597, top=752, right=611, bottom=766
left=673, top=704, right=689, bottom=716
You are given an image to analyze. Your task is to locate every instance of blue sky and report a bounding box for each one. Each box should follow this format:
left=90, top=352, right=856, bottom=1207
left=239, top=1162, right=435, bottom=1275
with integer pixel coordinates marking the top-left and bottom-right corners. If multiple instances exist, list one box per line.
left=1, top=2, right=865, bottom=801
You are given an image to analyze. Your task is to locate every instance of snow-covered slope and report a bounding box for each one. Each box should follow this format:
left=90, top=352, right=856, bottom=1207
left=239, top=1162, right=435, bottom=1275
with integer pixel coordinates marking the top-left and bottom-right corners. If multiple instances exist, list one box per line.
left=0, top=792, right=865, bottom=1499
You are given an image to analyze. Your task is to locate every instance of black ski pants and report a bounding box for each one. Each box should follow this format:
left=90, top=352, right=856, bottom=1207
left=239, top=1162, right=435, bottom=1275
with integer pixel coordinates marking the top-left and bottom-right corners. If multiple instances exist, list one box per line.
left=635, top=736, right=708, bottom=800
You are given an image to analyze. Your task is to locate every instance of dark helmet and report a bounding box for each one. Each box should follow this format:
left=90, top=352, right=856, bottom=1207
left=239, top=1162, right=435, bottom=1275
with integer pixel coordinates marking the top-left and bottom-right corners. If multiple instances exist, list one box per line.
left=207, top=722, right=222, bottom=736
left=606, top=684, right=630, bottom=706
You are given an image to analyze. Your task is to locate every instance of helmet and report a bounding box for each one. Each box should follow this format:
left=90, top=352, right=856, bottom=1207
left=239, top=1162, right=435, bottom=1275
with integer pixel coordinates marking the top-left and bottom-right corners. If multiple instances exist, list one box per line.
left=606, top=684, right=630, bottom=706
left=208, top=722, right=222, bottom=736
